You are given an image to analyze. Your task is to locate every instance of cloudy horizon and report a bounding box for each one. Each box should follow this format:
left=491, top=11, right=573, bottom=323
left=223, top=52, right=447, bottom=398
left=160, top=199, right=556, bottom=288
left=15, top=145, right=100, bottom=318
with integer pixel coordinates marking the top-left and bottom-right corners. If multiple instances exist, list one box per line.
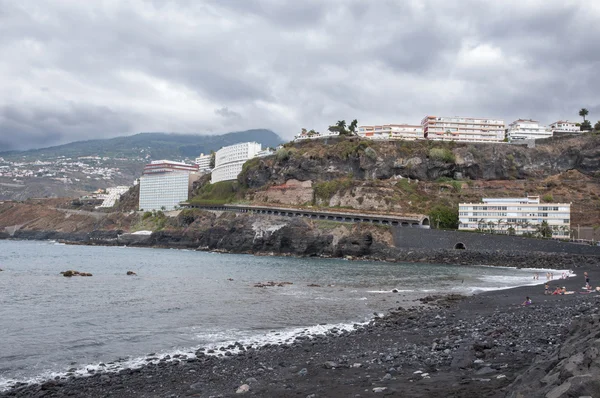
left=1, top=0, right=599, bottom=151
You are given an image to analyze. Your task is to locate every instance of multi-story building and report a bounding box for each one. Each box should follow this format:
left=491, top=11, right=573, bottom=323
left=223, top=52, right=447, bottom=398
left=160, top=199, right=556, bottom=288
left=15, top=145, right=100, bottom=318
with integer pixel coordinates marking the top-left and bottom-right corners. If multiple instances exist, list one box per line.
left=139, top=160, right=199, bottom=211
left=195, top=153, right=212, bottom=171
left=97, top=186, right=130, bottom=208
left=458, top=196, right=570, bottom=239
left=550, top=121, right=580, bottom=134
left=506, top=119, right=552, bottom=141
left=211, top=142, right=263, bottom=184
left=357, top=124, right=424, bottom=140
left=294, top=130, right=340, bottom=141
left=421, top=116, right=506, bottom=143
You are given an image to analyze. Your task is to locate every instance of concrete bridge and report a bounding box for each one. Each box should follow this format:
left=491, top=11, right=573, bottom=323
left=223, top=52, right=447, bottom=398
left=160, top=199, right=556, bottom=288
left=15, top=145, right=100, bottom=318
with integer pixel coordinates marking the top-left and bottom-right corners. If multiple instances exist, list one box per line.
left=181, top=203, right=430, bottom=228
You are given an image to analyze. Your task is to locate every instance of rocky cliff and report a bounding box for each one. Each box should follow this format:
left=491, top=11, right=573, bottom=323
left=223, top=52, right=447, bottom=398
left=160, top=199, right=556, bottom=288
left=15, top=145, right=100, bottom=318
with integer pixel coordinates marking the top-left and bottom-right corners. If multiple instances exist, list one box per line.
left=234, top=135, right=600, bottom=225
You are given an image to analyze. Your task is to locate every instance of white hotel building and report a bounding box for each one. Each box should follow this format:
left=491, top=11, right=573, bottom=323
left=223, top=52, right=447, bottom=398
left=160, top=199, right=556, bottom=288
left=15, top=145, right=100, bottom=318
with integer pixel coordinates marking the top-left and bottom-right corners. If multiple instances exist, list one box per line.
left=421, top=116, right=506, bottom=143
left=458, top=196, right=571, bottom=239
left=194, top=153, right=212, bottom=171
left=357, top=124, right=424, bottom=140
left=550, top=121, right=580, bottom=134
left=211, top=142, right=263, bottom=184
left=506, top=119, right=552, bottom=141
left=139, top=160, right=199, bottom=211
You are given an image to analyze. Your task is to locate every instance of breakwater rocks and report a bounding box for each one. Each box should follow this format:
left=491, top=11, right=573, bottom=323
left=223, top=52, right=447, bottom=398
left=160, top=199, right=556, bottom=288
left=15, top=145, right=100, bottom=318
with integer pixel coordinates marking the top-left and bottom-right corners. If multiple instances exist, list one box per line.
left=3, top=283, right=600, bottom=397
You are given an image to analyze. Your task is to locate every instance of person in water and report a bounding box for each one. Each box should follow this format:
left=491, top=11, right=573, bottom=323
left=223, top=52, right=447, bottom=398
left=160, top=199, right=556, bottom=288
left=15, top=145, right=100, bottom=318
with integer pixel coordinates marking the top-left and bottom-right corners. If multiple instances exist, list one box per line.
left=521, top=296, right=532, bottom=306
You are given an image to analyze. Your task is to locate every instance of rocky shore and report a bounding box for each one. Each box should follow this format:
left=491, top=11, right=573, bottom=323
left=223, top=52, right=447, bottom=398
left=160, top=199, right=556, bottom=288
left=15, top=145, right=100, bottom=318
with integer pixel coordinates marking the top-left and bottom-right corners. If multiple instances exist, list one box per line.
left=3, top=267, right=600, bottom=398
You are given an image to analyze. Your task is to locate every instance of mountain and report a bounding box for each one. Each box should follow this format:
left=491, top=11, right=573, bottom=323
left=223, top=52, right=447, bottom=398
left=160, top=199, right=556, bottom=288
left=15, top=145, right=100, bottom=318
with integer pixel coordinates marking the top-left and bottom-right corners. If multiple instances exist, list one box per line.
left=0, top=129, right=284, bottom=201
left=0, top=129, right=284, bottom=161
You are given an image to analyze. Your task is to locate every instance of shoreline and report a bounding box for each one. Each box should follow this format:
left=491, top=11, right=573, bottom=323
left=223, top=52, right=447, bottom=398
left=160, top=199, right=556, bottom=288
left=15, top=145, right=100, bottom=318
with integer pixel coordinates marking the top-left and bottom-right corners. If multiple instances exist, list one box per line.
left=0, top=238, right=600, bottom=397
left=2, top=250, right=599, bottom=397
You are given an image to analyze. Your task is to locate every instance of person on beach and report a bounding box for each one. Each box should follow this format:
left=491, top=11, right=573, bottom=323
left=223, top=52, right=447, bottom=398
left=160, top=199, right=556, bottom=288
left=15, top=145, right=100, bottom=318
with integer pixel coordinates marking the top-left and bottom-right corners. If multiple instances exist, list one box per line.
left=585, top=272, right=590, bottom=290
left=552, top=287, right=562, bottom=295
left=521, top=297, right=532, bottom=306
left=544, top=283, right=549, bottom=295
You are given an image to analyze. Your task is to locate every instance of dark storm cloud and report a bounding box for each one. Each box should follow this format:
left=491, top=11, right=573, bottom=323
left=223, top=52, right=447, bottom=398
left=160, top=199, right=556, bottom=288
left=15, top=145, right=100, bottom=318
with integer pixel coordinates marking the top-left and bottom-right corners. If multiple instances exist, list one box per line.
left=0, top=0, right=598, bottom=151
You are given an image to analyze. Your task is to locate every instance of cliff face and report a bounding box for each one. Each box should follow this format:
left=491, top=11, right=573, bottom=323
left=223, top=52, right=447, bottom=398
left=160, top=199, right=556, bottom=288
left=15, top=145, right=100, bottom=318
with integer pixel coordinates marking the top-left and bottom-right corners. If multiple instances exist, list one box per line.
left=240, top=135, right=600, bottom=188
left=236, top=135, right=600, bottom=226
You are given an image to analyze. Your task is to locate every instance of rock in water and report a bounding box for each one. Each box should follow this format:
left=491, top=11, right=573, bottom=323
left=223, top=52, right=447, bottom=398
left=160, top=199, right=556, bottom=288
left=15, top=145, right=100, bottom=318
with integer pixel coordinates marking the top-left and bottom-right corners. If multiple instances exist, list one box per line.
left=126, top=271, right=137, bottom=276
left=236, top=384, right=250, bottom=394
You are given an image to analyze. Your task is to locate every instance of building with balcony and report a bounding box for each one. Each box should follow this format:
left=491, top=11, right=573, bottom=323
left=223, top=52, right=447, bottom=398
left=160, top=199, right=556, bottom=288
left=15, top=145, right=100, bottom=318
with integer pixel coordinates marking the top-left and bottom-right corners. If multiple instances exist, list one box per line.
left=458, top=196, right=570, bottom=239
left=195, top=153, right=212, bottom=171
left=506, top=119, right=552, bottom=141
left=211, top=142, right=263, bottom=184
left=550, top=120, right=580, bottom=134
left=357, top=124, right=424, bottom=140
left=294, top=130, right=340, bottom=141
left=421, top=116, right=506, bottom=143
left=138, top=160, right=199, bottom=211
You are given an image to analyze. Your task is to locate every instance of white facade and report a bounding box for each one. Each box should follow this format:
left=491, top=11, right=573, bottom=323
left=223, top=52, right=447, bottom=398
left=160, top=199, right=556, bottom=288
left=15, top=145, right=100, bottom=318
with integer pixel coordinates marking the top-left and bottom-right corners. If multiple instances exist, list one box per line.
left=211, top=142, right=262, bottom=184
left=507, top=119, right=552, bottom=141
left=294, top=130, right=340, bottom=141
left=458, top=196, right=571, bottom=239
left=138, top=160, right=199, bottom=211
left=195, top=153, right=212, bottom=171
left=97, top=186, right=130, bottom=208
left=550, top=120, right=580, bottom=133
left=357, top=124, right=424, bottom=140
left=421, top=116, right=506, bottom=143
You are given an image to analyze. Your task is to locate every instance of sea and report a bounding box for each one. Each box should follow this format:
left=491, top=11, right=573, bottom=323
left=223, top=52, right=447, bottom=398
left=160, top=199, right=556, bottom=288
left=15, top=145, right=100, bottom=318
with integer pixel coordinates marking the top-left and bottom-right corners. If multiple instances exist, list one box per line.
left=0, top=240, right=564, bottom=389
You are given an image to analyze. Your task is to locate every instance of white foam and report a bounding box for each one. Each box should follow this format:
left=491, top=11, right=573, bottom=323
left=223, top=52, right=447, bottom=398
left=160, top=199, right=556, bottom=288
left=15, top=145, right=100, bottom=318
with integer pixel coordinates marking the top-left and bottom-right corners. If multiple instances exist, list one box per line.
left=0, top=320, right=372, bottom=392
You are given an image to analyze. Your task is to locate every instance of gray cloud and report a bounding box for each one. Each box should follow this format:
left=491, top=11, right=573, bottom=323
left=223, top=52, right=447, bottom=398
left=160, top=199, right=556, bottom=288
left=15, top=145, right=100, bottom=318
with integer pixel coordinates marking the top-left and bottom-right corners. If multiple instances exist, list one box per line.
left=0, top=0, right=598, bottom=151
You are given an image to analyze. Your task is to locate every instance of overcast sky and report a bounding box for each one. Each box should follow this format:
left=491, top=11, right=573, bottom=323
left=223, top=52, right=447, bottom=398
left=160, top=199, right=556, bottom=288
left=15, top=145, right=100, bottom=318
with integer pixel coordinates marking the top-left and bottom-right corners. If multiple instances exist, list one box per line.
left=1, top=0, right=599, bottom=151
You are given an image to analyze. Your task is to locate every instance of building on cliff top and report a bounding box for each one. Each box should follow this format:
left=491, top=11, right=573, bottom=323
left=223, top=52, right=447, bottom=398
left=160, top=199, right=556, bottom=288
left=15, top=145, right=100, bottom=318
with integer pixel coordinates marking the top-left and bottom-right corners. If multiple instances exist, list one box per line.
left=357, top=124, right=424, bottom=140
left=506, top=119, right=552, bottom=142
left=194, top=153, right=212, bottom=172
left=421, top=116, right=506, bottom=143
left=458, top=196, right=571, bottom=239
left=138, top=160, right=199, bottom=211
left=550, top=120, right=580, bottom=134
left=211, top=142, right=263, bottom=184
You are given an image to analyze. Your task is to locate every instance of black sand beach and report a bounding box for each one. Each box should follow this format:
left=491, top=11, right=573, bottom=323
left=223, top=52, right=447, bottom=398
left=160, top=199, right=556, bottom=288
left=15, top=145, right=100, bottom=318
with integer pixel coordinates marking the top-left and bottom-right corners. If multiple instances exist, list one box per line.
left=3, top=267, right=600, bottom=398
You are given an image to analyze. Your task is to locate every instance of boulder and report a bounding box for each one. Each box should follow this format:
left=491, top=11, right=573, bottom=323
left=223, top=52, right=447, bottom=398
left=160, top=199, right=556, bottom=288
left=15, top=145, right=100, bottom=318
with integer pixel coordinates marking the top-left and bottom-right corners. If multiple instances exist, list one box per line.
left=126, top=271, right=137, bottom=276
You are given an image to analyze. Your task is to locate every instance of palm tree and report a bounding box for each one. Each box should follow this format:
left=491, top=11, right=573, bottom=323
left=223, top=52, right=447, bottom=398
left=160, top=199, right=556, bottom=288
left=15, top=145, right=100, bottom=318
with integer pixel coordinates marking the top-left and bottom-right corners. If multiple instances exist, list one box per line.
left=579, top=108, right=589, bottom=122
left=348, top=119, right=358, bottom=135
left=336, top=120, right=347, bottom=131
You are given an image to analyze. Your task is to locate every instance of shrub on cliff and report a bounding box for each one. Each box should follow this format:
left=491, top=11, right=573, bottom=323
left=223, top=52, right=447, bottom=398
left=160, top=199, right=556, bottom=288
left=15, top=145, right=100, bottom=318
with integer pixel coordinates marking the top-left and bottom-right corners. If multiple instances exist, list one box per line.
left=189, top=180, right=244, bottom=205
left=313, top=178, right=354, bottom=203
left=429, top=147, right=455, bottom=163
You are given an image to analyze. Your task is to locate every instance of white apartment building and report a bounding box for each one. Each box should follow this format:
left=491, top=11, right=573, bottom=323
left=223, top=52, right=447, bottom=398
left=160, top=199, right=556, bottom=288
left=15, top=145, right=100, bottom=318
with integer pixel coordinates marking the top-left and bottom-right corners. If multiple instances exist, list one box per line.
left=97, top=186, right=130, bottom=208
left=195, top=153, right=212, bottom=171
left=421, top=116, right=506, bottom=143
left=550, top=120, right=580, bottom=133
left=139, top=160, right=199, bottom=211
left=506, top=119, right=552, bottom=141
left=458, top=196, right=571, bottom=239
left=211, top=142, right=263, bottom=184
left=294, top=130, right=340, bottom=141
left=357, top=124, right=424, bottom=140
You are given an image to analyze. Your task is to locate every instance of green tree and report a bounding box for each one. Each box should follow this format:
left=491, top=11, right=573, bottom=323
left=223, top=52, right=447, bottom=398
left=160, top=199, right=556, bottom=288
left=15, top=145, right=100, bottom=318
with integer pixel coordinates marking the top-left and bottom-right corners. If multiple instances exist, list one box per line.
left=581, top=120, right=592, bottom=131
left=209, top=150, right=216, bottom=169
left=428, top=205, right=459, bottom=229
left=348, top=119, right=358, bottom=135
left=579, top=108, right=589, bottom=122
left=594, top=121, right=600, bottom=132
left=536, top=220, right=553, bottom=238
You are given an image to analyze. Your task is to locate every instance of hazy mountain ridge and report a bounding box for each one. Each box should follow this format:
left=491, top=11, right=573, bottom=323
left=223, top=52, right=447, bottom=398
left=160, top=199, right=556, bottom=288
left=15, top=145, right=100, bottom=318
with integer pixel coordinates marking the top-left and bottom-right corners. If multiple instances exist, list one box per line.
left=0, top=129, right=284, bottom=161
left=0, top=129, right=284, bottom=201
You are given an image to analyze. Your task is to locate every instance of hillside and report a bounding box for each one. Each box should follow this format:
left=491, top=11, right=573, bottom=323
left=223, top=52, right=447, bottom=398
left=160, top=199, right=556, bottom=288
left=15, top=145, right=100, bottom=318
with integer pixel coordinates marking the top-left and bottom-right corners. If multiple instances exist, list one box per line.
left=0, top=129, right=283, bottom=201
left=192, top=134, right=600, bottom=227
